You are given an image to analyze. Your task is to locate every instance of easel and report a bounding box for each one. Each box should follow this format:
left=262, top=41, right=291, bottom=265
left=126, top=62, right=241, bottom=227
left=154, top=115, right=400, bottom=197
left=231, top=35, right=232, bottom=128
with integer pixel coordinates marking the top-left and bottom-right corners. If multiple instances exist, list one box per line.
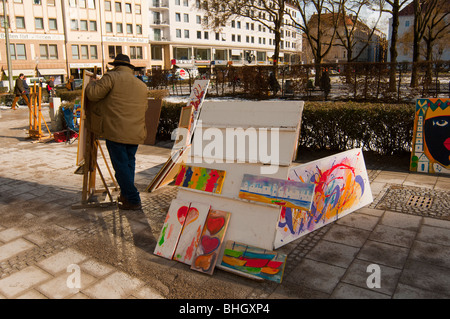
left=72, top=68, right=119, bottom=209
left=28, top=83, right=53, bottom=142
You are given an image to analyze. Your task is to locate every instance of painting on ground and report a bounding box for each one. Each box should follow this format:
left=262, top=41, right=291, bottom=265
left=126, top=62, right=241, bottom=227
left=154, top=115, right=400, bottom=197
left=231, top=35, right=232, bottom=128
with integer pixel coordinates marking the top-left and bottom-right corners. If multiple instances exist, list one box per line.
left=175, top=165, right=226, bottom=194
left=220, top=241, right=287, bottom=283
left=238, top=174, right=315, bottom=211
left=173, top=202, right=211, bottom=265
left=191, top=209, right=231, bottom=275
left=410, top=98, right=450, bottom=175
left=154, top=199, right=191, bottom=259
left=274, top=148, right=373, bottom=248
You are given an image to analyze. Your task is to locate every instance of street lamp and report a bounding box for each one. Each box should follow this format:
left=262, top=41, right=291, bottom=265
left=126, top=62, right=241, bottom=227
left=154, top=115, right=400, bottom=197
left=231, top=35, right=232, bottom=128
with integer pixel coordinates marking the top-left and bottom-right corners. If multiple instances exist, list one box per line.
left=2, top=0, right=14, bottom=92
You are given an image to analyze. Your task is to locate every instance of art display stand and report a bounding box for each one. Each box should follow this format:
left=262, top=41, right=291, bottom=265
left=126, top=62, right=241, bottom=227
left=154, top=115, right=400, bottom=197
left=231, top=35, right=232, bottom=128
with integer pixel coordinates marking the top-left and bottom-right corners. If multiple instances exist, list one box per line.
left=171, top=101, right=304, bottom=255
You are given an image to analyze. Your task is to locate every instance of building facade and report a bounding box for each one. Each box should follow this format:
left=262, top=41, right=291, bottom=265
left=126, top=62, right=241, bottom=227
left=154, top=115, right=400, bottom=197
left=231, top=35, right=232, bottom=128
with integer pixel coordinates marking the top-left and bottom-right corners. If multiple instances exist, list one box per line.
left=1, top=0, right=301, bottom=86
left=148, top=0, right=302, bottom=73
left=1, top=0, right=149, bottom=85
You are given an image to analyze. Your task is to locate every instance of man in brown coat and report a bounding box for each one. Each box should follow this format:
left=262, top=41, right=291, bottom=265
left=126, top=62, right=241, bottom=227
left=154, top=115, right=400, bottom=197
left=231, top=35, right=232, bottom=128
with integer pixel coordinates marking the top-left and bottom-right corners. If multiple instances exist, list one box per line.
left=11, top=73, right=29, bottom=110
left=85, top=54, right=148, bottom=210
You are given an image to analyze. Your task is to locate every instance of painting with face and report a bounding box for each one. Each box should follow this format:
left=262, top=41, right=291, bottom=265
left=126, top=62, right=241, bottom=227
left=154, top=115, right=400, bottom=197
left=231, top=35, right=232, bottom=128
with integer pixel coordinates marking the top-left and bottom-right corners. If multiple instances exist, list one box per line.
left=410, top=98, right=450, bottom=174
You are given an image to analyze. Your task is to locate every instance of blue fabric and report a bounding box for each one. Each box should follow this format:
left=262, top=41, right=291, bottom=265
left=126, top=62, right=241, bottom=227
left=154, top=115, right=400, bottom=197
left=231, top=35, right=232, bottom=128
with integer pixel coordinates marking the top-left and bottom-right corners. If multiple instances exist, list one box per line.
left=105, top=139, right=140, bottom=205
left=62, top=107, right=79, bottom=132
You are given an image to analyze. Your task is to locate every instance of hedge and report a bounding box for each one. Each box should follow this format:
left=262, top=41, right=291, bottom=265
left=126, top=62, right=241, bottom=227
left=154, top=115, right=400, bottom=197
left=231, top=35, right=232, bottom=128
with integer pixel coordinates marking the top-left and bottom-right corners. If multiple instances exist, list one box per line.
left=155, top=101, right=415, bottom=156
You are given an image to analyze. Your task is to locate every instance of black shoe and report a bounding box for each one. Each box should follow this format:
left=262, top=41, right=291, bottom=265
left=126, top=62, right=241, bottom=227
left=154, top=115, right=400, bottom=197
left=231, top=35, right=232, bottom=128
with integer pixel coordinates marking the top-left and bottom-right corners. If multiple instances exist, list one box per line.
left=118, top=201, right=142, bottom=210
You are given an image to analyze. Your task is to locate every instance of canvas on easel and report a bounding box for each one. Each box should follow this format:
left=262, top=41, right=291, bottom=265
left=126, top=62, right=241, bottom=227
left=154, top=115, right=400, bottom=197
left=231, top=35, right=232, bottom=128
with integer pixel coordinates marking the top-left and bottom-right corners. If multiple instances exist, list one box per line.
left=72, top=70, right=118, bottom=209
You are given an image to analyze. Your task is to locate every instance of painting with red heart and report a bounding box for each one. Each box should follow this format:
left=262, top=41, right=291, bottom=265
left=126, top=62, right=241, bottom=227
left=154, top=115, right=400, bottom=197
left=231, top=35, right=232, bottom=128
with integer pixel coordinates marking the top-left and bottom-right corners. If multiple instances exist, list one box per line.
left=154, top=199, right=192, bottom=260
left=191, top=209, right=231, bottom=275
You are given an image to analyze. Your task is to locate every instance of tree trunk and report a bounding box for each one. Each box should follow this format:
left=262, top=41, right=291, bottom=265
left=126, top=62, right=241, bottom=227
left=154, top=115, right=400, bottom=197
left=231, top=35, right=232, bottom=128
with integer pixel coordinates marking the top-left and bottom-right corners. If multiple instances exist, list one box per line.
left=389, top=1, right=400, bottom=92
left=410, top=0, right=420, bottom=87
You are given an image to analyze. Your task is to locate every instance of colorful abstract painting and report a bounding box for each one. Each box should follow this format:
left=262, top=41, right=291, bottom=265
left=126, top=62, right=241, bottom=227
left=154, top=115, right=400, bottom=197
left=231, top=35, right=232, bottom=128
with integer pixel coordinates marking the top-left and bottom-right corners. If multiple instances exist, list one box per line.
left=175, top=165, right=226, bottom=194
left=274, top=148, right=373, bottom=248
left=186, top=80, right=209, bottom=144
left=410, top=98, right=450, bottom=175
left=238, top=174, right=315, bottom=211
left=220, top=241, right=287, bottom=283
left=191, top=209, right=231, bottom=275
left=154, top=199, right=191, bottom=259
left=173, top=202, right=211, bottom=265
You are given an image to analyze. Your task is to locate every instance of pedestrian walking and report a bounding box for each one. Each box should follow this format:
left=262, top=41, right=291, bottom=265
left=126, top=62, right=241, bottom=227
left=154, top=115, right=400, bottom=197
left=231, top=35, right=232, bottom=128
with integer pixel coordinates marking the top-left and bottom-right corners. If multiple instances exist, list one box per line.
left=22, top=76, right=30, bottom=104
left=11, top=73, right=29, bottom=110
left=85, top=53, right=148, bottom=210
left=47, top=77, right=55, bottom=98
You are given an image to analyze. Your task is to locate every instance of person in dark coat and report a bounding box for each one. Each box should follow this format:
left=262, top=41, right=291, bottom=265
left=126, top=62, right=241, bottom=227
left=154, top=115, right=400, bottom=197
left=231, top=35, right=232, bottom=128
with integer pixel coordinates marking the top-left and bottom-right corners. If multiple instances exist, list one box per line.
left=11, top=73, right=29, bottom=110
left=320, top=69, right=331, bottom=101
left=22, top=76, right=30, bottom=103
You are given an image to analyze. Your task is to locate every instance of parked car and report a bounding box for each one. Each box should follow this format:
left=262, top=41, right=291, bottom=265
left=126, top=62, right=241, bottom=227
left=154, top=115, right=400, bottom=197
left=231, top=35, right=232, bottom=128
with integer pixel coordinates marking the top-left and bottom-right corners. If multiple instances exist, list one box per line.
left=26, top=77, right=47, bottom=89
left=56, top=78, right=83, bottom=90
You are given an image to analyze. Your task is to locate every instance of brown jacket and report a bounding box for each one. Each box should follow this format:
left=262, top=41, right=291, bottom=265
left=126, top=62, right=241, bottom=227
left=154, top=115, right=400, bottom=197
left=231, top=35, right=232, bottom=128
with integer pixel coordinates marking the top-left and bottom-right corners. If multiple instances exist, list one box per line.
left=85, top=66, right=148, bottom=145
left=14, top=77, right=25, bottom=96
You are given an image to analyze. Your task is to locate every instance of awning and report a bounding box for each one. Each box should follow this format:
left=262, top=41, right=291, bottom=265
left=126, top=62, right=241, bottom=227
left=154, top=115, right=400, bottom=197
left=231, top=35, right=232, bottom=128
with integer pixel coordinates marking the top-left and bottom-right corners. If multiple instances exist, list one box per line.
left=39, top=68, right=67, bottom=76
left=3, top=69, right=35, bottom=77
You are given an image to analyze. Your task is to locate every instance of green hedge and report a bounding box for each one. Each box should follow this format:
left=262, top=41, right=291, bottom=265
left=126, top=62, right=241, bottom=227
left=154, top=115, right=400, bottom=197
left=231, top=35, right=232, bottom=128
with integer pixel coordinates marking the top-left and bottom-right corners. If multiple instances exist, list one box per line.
left=299, top=102, right=415, bottom=156
left=156, top=101, right=415, bottom=156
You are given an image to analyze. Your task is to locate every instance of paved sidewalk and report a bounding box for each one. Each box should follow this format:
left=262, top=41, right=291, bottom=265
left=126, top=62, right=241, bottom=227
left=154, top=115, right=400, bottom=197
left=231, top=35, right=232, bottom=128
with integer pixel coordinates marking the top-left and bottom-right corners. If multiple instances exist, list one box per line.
left=0, top=106, right=449, bottom=299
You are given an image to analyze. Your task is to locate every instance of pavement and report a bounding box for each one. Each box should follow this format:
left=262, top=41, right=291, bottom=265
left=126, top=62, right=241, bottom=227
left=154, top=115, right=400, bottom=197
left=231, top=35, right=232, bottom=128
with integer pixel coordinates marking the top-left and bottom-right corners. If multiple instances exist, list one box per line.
left=0, top=105, right=450, bottom=301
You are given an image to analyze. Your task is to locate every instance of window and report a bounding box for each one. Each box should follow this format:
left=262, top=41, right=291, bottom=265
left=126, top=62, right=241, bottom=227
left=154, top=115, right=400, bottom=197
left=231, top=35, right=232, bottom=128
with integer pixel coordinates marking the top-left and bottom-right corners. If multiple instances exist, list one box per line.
left=197, top=31, right=201, bottom=39
left=116, top=23, right=123, bottom=33
left=48, top=0, right=55, bottom=5
left=196, top=15, right=201, bottom=24
left=106, top=22, right=113, bottom=32
left=405, top=20, right=410, bottom=27
left=136, top=24, right=142, bottom=34
left=71, top=19, right=78, bottom=31
left=126, top=24, right=133, bottom=34
left=115, top=2, right=122, bottom=12
left=89, top=21, right=97, bottom=31
left=35, top=18, right=44, bottom=29
left=105, top=1, right=111, bottom=11
left=175, top=0, right=180, bottom=5
left=204, top=31, right=209, bottom=40
left=184, top=14, right=189, bottom=23
left=39, top=44, right=58, bottom=59
left=175, top=13, right=181, bottom=22
left=48, top=44, right=58, bottom=60
left=151, top=45, right=163, bottom=60
left=183, top=0, right=188, bottom=6
left=130, top=46, right=143, bottom=59
left=80, top=0, right=86, bottom=8
left=87, top=0, right=95, bottom=9
left=125, top=3, right=132, bottom=13
left=49, top=18, right=57, bottom=30
left=81, top=45, right=89, bottom=59
left=108, top=45, right=122, bottom=58
left=80, top=20, right=88, bottom=31
left=16, top=17, right=25, bottom=29
left=69, top=0, right=77, bottom=7
left=184, top=29, right=189, bottom=38
left=33, top=0, right=41, bottom=4
left=90, top=45, right=98, bottom=59
left=72, top=45, right=80, bottom=59
left=176, top=29, right=181, bottom=38
left=10, top=44, right=27, bottom=60
left=135, top=4, right=141, bottom=14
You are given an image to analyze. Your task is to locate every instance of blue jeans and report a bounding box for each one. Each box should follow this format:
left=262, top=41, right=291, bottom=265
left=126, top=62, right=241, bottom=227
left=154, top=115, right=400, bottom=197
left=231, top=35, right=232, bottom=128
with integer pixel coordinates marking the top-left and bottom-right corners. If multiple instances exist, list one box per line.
left=105, top=139, right=140, bottom=204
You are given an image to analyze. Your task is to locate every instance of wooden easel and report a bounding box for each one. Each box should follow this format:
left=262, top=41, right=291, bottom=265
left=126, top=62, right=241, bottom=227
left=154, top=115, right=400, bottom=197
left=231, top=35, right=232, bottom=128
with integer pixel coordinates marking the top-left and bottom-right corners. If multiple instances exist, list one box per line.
left=28, top=83, right=53, bottom=142
left=72, top=68, right=119, bottom=209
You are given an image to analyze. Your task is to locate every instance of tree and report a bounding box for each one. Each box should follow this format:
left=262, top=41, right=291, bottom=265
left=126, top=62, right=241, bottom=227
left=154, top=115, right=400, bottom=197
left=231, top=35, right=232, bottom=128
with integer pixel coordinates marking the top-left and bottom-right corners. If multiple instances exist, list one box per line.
left=335, top=0, right=384, bottom=63
left=378, top=0, right=411, bottom=91
left=201, top=0, right=286, bottom=76
left=289, top=0, right=341, bottom=83
left=410, top=0, right=439, bottom=87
